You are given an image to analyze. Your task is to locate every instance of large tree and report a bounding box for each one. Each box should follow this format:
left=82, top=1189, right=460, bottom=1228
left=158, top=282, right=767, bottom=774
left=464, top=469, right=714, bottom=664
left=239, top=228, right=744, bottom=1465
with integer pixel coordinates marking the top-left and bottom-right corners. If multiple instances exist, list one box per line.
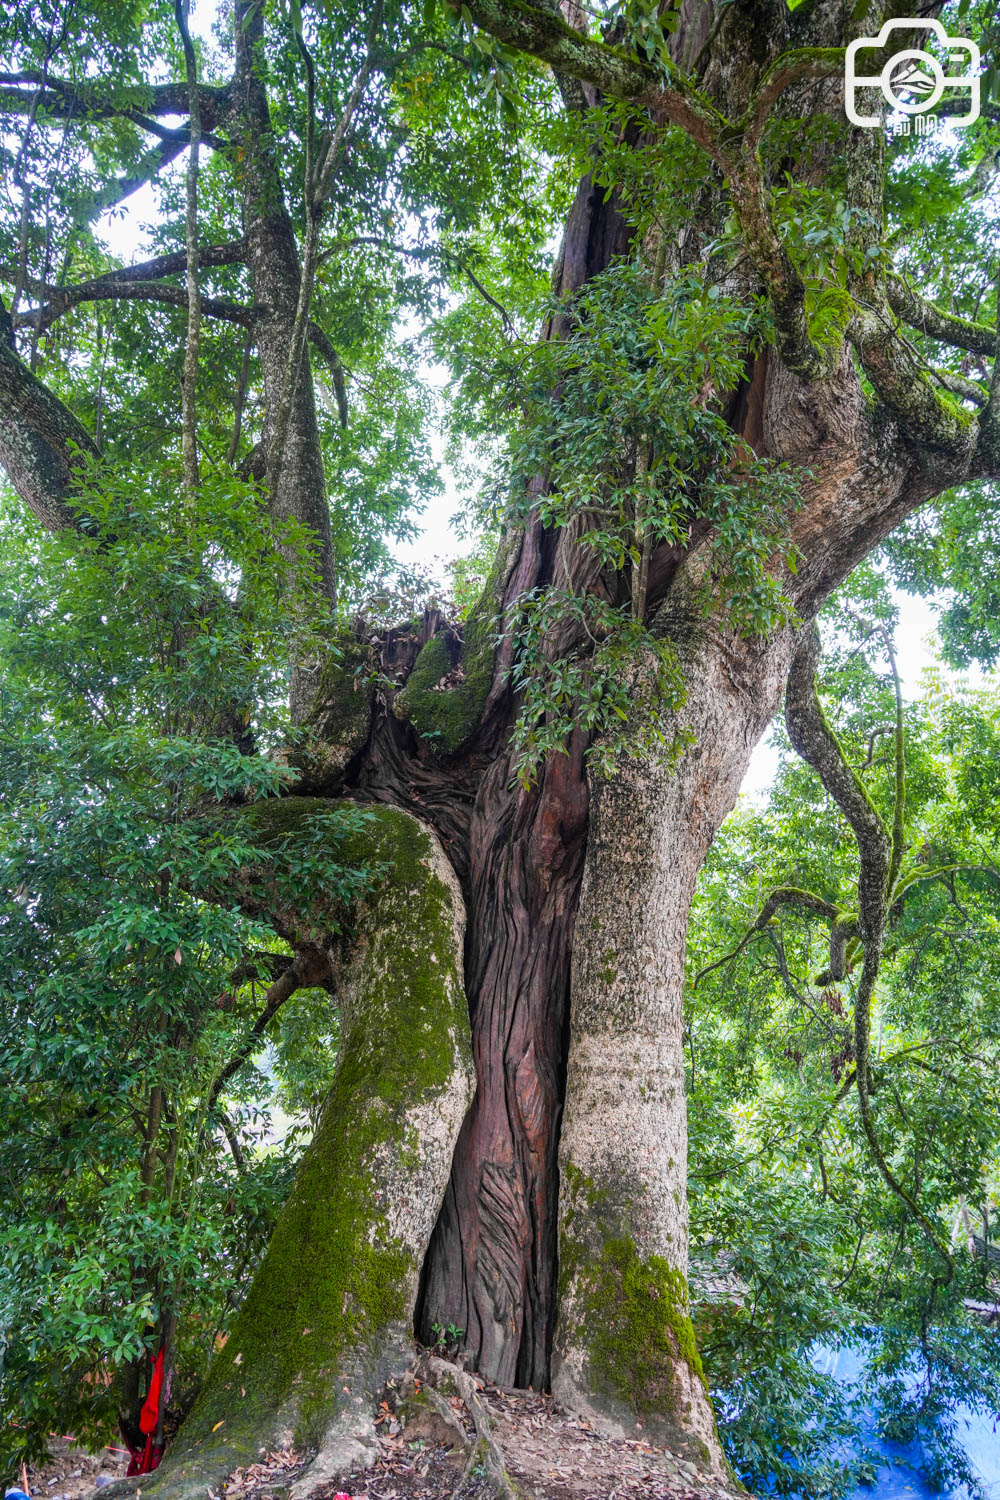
left=3, top=0, right=999, bottom=1491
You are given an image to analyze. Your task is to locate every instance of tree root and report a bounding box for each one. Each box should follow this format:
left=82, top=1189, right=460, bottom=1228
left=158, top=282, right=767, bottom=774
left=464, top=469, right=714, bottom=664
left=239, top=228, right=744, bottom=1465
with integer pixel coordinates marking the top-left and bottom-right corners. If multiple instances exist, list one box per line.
left=416, top=1355, right=529, bottom=1500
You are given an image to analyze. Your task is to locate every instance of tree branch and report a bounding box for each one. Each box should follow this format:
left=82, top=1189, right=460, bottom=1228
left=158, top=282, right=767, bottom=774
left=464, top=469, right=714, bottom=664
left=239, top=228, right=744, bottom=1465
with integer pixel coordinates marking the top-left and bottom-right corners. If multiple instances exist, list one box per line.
left=5, top=240, right=247, bottom=332
left=14, top=282, right=253, bottom=330
left=0, top=74, right=230, bottom=129
left=741, top=47, right=844, bottom=152
left=449, top=0, right=731, bottom=164
left=0, top=337, right=98, bottom=530
left=785, top=624, right=954, bottom=1284
left=886, top=274, right=997, bottom=357
left=207, top=945, right=332, bottom=1113
left=693, top=885, right=843, bottom=988
left=175, top=0, right=202, bottom=498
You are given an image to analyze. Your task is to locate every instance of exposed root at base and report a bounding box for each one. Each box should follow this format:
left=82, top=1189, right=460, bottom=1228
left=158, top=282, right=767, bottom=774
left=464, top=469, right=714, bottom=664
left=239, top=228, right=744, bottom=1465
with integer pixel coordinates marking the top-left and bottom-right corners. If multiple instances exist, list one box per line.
left=417, top=1355, right=526, bottom=1499
left=74, top=1351, right=744, bottom=1500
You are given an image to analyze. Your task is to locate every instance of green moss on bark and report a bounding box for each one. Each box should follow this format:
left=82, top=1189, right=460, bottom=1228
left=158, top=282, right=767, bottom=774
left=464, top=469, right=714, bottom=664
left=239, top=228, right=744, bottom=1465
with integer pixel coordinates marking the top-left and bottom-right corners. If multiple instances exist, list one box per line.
left=394, top=539, right=514, bottom=753
left=558, top=1167, right=707, bottom=1431
left=582, top=1238, right=705, bottom=1415
left=290, top=633, right=374, bottom=785
left=163, top=799, right=472, bottom=1482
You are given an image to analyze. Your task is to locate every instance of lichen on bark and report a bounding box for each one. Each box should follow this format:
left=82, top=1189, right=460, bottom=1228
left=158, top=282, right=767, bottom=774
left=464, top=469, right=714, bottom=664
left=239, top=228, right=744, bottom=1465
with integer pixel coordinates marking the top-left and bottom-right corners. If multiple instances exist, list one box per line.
left=145, top=799, right=474, bottom=1500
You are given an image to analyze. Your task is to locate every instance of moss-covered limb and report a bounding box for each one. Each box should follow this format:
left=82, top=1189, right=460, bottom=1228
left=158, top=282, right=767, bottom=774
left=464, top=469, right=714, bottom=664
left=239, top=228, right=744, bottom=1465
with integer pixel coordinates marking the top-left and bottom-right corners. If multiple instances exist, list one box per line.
left=849, top=303, right=978, bottom=475
left=886, top=274, right=998, bottom=357
left=740, top=47, right=844, bottom=150
left=284, top=631, right=375, bottom=787
left=144, top=801, right=474, bottom=1500
left=449, top=0, right=732, bottom=164
left=393, top=535, right=514, bottom=754
left=974, top=263, right=1000, bottom=475
left=728, top=160, right=842, bottom=382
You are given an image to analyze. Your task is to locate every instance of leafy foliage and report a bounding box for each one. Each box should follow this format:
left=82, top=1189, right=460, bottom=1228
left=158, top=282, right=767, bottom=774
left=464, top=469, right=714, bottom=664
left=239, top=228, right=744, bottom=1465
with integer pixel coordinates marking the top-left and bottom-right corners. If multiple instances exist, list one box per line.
left=0, top=473, right=375, bottom=1470
left=687, top=610, right=1000, bottom=1496
left=502, top=264, right=803, bottom=782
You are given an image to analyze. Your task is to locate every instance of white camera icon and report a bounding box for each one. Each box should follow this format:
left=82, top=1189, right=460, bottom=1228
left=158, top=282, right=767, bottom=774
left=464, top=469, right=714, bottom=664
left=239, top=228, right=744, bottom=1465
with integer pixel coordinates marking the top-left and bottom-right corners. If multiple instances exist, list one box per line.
left=845, top=18, right=980, bottom=128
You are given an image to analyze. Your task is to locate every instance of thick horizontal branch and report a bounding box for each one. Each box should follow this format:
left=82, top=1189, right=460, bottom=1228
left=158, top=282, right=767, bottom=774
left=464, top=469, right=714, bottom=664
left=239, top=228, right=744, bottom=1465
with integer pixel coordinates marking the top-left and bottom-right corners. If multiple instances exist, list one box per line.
left=15, top=280, right=252, bottom=330
left=886, top=275, right=997, bottom=357
left=6, top=240, right=248, bottom=331
left=449, top=0, right=731, bottom=163
left=933, top=368, right=988, bottom=408
left=0, top=72, right=230, bottom=130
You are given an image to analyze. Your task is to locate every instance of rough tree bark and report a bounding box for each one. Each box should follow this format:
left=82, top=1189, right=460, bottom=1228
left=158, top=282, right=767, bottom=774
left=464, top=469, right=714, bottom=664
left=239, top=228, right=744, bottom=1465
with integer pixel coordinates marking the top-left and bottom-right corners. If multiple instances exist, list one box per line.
left=3, top=0, right=999, bottom=1489
left=156, top=801, right=474, bottom=1500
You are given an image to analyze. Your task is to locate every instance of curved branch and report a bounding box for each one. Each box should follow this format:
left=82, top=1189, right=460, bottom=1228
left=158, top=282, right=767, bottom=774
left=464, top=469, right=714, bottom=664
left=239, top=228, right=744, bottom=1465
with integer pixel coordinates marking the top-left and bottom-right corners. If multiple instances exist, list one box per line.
left=207, top=945, right=332, bottom=1113
left=308, top=323, right=349, bottom=427
left=0, top=336, right=99, bottom=530
left=0, top=74, right=230, bottom=129
left=741, top=47, right=844, bottom=152
left=14, top=282, right=253, bottom=329
left=449, top=0, right=732, bottom=165
left=693, top=884, right=842, bottom=988
left=785, top=624, right=954, bottom=1283
left=5, top=240, right=247, bottom=332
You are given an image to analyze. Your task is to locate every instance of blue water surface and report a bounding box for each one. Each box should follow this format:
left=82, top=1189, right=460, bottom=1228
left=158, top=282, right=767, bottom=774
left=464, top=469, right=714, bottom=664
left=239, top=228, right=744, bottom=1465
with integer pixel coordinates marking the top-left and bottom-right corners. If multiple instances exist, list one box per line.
left=815, top=1345, right=1000, bottom=1500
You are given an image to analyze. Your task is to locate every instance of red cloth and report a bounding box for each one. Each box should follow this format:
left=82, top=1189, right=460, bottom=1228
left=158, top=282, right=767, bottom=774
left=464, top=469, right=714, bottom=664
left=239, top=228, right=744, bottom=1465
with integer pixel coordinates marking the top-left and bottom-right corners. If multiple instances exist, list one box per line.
left=139, top=1349, right=164, bottom=1435
left=123, top=1437, right=163, bottom=1477
left=121, top=1349, right=166, bottom=1475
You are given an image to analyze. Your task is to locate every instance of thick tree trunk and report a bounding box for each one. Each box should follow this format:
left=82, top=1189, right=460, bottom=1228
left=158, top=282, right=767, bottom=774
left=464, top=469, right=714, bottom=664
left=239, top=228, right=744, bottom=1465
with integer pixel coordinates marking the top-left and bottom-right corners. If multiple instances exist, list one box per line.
left=151, top=801, right=474, bottom=1500
left=552, top=584, right=798, bottom=1473
left=231, top=0, right=336, bottom=637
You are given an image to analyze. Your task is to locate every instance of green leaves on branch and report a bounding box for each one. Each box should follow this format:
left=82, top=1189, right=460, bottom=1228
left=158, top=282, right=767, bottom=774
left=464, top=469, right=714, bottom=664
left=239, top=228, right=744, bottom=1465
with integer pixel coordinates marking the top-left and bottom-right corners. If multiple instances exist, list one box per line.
left=508, top=589, right=689, bottom=785
left=0, top=468, right=376, bottom=1469
left=503, top=263, right=804, bottom=783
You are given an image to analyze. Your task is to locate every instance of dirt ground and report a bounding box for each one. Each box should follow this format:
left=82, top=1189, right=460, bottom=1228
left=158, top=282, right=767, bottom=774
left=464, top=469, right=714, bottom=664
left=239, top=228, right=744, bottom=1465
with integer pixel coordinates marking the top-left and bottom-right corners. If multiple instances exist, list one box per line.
left=23, top=1435, right=130, bottom=1500
left=326, top=1380, right=739, bottom=1500
left=22, top=1380, right=740, bottom=1500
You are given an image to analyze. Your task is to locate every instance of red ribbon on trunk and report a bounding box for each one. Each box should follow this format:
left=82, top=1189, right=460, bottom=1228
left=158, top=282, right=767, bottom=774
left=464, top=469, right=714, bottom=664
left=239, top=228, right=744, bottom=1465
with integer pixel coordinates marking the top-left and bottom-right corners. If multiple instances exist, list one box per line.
left=122, top=1349, right=165, bottom=1476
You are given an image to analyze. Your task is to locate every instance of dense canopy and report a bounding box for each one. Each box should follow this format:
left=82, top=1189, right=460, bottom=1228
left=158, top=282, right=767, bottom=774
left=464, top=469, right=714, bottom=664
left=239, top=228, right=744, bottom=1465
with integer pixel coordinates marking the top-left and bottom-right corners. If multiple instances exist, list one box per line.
left=1, top=2, right=999, bottom=1497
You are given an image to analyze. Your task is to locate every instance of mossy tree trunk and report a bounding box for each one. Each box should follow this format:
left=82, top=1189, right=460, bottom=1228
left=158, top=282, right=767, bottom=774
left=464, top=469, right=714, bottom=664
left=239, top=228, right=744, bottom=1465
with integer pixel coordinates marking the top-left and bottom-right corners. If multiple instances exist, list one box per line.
left=552, top=584, right=799, bottom=1472
left=150, top=802, right=474, bottom=1500
left=200, top=3, right=979, bottom=1478
left=8, top=1, right=1000, bottom=1490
